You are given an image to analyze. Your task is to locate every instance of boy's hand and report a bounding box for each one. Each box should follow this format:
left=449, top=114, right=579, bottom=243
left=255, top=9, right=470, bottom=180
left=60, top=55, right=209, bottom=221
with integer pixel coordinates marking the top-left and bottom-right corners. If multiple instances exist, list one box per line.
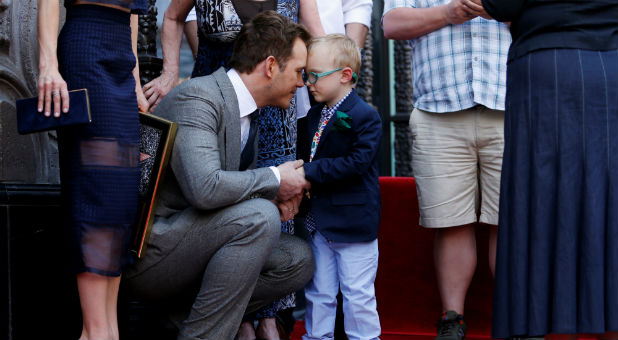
left=277, top=160, right=309, bottom=201
left=296, top=165, right=311, bottom=190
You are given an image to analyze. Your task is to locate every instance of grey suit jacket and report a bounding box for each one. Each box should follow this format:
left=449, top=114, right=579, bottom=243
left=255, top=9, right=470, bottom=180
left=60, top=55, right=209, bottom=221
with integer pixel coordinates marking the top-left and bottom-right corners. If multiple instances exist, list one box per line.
left=139, top=67, right=280, bottom=266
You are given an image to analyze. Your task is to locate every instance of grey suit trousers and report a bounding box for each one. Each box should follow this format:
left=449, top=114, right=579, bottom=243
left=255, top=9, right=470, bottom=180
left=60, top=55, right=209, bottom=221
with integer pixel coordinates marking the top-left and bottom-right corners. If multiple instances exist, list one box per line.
left=124, top=198, right=315, bottom=340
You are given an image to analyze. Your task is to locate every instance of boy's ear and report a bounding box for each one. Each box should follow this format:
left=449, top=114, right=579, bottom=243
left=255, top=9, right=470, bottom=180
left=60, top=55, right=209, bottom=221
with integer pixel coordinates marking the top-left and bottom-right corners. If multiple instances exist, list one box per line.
left=340, top=67, right=355, bottom=84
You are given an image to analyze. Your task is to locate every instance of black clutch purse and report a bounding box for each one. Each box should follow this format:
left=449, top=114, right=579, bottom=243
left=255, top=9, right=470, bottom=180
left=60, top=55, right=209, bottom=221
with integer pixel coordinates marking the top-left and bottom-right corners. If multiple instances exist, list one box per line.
left=16, top=88, right=91, bottom=134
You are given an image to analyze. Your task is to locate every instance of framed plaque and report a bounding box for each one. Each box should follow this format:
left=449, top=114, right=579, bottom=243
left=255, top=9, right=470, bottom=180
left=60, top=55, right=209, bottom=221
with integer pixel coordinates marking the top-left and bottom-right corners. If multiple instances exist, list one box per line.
left=132, top=112, right=177, bottom=258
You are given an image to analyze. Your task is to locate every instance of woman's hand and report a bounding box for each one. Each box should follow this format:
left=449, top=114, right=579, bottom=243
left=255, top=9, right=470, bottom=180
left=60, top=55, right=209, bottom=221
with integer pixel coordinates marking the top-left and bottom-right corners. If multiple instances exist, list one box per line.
left=38, top=66, right=69, bottom=118
left=143, top=69, right=177, bottom=112
left=37, top=0, right=67, bottom=117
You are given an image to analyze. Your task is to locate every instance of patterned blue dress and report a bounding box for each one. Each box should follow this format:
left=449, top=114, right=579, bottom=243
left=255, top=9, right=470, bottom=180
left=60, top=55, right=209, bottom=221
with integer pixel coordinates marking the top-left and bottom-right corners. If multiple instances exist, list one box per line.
left=192, top=0, right=300, bottom=315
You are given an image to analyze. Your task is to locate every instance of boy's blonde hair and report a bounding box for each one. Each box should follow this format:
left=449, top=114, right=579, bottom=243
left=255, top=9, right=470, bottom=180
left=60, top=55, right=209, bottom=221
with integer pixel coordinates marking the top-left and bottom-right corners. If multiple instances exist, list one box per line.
left=308, top=34, right=361, bottom=78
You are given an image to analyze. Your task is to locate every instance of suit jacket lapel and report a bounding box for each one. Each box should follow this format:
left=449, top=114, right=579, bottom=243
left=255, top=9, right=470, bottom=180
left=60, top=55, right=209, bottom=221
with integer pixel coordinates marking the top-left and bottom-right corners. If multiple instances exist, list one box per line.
left=313, top=90, right=359, bottom=158
left=214, top=68, right=241, bottom=171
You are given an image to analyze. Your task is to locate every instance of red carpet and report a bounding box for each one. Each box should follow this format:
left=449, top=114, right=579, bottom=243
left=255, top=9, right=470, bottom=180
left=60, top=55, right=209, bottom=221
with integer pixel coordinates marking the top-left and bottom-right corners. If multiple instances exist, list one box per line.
left=290, top=177, right=600, bottom=340
left=374, top=177, right=494, bottom=339
left=291, top=177, right=494, bottom=339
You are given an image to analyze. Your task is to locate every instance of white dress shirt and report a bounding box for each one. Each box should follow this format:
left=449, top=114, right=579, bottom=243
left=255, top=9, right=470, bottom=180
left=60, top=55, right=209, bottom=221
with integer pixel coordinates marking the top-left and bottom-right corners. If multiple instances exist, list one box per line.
left=227, top=69, right=280, bottom=182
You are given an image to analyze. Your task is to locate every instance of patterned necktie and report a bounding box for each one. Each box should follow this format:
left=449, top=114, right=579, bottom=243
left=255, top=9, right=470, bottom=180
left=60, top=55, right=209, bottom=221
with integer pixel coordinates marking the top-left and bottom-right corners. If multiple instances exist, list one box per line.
left=239, top=109, right=258, bottom=171
left=309, top=107, right=335, bottom=162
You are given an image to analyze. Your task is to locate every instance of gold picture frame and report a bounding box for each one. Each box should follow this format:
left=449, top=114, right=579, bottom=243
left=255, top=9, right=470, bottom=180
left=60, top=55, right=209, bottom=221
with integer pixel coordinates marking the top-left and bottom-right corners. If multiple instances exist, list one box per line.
left=132, top=112, right=177, bottom=258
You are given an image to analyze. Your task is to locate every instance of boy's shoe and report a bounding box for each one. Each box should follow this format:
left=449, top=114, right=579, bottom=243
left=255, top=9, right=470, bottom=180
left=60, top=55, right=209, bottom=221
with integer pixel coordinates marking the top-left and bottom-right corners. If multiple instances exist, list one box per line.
left=435, top=311, right=466, bottom=340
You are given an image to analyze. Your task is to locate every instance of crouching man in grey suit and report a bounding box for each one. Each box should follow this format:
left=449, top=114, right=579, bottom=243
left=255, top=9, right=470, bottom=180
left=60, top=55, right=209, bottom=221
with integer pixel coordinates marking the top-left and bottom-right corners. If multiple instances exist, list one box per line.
left=123, top=12, right=315, bottom=340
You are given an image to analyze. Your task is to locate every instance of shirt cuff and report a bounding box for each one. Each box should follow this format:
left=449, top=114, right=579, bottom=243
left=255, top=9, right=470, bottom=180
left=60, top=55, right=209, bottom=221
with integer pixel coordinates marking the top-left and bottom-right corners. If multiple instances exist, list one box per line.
left=343, top=4, right=372, bottom=28
left=269, top=166, right=281, bottom=183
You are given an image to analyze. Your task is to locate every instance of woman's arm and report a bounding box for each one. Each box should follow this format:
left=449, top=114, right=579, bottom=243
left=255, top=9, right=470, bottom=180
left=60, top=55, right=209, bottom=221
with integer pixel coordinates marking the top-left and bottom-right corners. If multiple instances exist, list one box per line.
left=37, top=0, right=69, bottom=117
left=184, top=20, right=199, bottom=60
left=299, top=0, right=325, bottom=37
left=142, top=0, right=194, bottom=112
left=131, top=14, right=149, bottom=112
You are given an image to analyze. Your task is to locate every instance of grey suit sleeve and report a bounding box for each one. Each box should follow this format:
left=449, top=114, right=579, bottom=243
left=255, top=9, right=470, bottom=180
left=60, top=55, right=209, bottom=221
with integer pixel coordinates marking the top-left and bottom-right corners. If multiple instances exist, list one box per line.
left=169, top=92, right=279, bottom=211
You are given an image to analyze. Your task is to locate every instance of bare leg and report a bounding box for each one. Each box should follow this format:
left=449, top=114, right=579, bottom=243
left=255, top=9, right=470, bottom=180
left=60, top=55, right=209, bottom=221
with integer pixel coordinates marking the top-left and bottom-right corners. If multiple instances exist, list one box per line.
left=256, top=318, right=280, bottom=340
left=107, top=276, right=121, bottom=340
left=77, top=272, right=114, bottom=340
left=237, top=321, right=256, bottom=340
left=488, top=225, right=498, bottom=277
left=434, top=224, right=477, bottom=314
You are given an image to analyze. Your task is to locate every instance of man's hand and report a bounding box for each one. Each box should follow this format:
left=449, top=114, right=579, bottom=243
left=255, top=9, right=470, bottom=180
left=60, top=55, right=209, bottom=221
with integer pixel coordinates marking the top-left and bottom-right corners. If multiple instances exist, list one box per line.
left=136, top=84, right=150, bottom=113
left=143, top=69, right=177, bottom=112
left=295, top=164, right=310, bottom=189
left=277, top=160, right=309, bottom=201
left=444, top=0, right=478, bottom=25
left=466, top=0, right=493, bottom=20
left=275, top=193, right=303, bottom=222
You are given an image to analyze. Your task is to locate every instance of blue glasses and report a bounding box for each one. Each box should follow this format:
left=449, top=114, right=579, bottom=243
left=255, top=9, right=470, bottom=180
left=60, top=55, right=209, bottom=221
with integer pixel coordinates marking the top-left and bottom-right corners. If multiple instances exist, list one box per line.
left=303, top=67, right=358, bottom=84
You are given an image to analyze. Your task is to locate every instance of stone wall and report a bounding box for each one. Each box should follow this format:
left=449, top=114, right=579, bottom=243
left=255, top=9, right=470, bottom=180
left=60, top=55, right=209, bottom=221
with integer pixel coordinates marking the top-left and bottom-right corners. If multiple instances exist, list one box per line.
left=0, top=0, right=61, bottom=184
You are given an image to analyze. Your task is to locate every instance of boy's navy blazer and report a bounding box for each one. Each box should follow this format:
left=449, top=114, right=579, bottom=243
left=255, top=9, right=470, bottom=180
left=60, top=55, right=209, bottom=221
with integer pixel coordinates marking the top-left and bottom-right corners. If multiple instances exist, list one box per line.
left=297, top=90, right=382, bottom=243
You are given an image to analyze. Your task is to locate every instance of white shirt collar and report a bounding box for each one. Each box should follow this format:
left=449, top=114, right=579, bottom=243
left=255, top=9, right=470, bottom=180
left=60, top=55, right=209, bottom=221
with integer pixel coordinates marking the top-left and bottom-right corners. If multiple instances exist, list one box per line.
left=227, top=68, right=257, bottom=118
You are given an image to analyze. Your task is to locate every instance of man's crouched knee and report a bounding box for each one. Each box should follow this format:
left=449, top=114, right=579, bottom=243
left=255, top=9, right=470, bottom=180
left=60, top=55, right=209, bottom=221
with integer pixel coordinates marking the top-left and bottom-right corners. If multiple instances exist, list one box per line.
left=241, top=198, right=281, bottom=248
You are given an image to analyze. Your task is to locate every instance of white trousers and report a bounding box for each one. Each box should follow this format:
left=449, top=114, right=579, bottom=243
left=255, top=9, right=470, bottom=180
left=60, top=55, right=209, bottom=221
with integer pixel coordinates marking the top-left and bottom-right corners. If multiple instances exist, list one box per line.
left=303, top=231, right=381, bottom=340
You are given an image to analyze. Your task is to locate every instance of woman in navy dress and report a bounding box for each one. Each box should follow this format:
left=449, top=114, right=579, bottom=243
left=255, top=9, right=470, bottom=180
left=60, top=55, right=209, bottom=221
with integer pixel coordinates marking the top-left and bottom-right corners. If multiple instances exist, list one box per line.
left=476, top=0, right=618, bottom=338
left=37, top=0, right=148, bottom=338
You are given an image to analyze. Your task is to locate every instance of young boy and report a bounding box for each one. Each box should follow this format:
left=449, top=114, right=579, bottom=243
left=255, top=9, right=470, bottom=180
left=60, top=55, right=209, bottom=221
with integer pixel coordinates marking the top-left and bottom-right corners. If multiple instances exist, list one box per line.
left=297, top=34, right=382, bottom=340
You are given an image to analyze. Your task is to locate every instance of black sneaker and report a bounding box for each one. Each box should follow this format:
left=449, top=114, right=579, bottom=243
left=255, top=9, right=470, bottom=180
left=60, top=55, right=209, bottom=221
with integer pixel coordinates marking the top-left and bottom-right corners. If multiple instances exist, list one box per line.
left=435, top=311, right=467, bottom=340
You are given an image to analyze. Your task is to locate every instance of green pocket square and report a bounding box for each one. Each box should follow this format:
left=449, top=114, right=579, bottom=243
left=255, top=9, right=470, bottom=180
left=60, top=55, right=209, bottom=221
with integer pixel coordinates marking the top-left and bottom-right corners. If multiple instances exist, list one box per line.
left=333, top=111, right=352, bottom=131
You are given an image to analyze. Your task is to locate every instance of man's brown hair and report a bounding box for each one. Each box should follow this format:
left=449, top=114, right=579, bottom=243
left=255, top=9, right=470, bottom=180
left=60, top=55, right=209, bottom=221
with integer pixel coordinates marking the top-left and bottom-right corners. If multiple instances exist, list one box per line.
left=229, top=11, right=311, bottom=73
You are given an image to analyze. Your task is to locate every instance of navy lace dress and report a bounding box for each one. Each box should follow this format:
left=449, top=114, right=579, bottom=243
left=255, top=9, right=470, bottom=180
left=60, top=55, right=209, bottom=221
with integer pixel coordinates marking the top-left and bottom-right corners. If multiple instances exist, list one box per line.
left=192, top=0, right=300, bottom=315
left=57, top=1, right=146, bottom=276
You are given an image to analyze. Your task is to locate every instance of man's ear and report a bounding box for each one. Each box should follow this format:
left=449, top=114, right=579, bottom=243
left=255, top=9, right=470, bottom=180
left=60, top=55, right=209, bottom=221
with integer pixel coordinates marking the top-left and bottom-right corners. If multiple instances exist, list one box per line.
left=340, top=67, right=355, bottom=84
left=264, top=56, right=279, bottom=79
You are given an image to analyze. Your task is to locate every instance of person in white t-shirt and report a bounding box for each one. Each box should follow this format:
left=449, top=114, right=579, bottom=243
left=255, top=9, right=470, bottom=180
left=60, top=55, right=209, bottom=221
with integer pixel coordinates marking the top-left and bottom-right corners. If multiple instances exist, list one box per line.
left=315, top=0, right=372, bottom=49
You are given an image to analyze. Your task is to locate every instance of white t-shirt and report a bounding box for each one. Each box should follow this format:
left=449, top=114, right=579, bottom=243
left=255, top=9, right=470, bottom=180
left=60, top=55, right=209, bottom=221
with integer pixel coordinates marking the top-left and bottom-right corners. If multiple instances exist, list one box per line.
left=316, top=0, right=372, bottom=34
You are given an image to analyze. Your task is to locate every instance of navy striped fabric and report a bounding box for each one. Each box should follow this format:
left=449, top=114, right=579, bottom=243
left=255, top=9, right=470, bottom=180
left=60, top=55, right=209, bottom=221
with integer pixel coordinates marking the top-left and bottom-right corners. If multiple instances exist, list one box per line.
left=493, top=48, right=618, bottom=338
